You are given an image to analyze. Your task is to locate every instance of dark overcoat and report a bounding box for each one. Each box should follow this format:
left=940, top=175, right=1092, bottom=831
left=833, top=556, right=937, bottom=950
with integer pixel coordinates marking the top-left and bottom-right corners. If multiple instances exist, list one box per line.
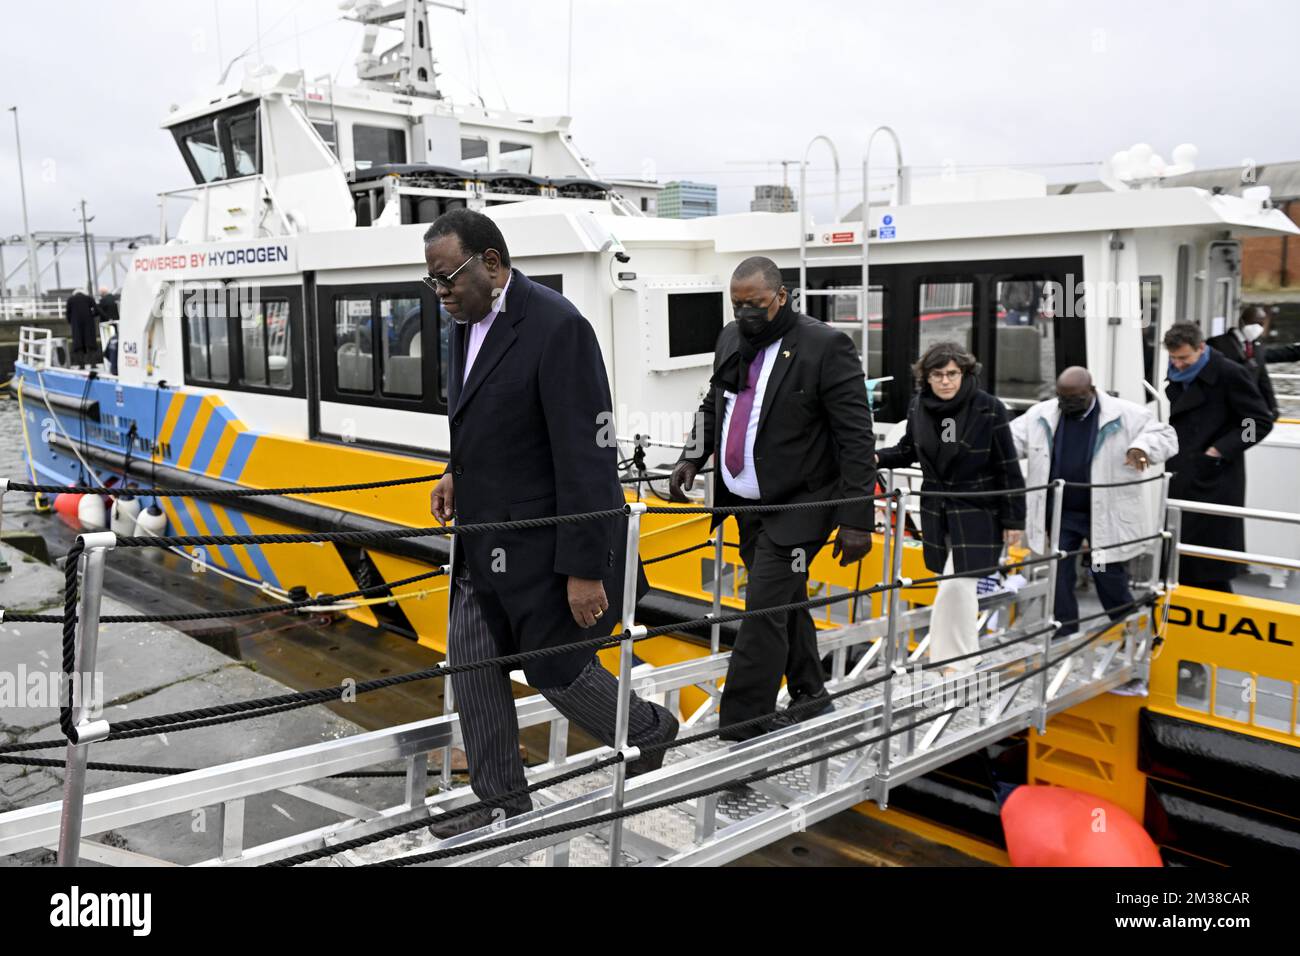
left=876, top=389, right=1026, bottom=575
left=447, top=269, right=645, bottom=687
left=1165, top=347, right=1274, bottom=585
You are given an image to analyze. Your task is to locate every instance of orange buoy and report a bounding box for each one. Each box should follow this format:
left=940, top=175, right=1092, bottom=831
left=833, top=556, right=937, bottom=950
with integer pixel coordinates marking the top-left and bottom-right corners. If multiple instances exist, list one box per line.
left=53, top=492, right=84, bottom=525
left=1001, top=785, right=1162, bottom=867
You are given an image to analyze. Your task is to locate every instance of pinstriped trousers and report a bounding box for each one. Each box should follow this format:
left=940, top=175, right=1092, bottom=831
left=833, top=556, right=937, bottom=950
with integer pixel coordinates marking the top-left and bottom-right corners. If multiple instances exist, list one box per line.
left=449, top=564, right=664, bottom=813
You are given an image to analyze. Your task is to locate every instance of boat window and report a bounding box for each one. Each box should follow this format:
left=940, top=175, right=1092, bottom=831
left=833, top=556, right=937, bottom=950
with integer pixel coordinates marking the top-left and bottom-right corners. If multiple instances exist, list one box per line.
left=380, top=296, right=423, bottom=397
left=182, top=120, right=227, bottom=183
left=227, top=110, right=259, bottom=177
left=993, top=278, right=1056, bottom=404
left=500, top=142, right=532, bottom=174
left=1175, top=660, right=1209, bottom=712
left=1254, top=675, right=1293, bottom=733
left=240, top=296, right=292, bottom=389
left=185, top=297, right=210, bottom=379
left=312, top=121, right=338, bottom=156
left=335, top=298, right=375, bottom=392
left=1139, top=276, right=1162, bottom=402
left=917, top=280, right=975, bottom=362
left=171, top=102, right=260, bottom=185
left=353, top=124, right=406, bottom=170
left=1213, top=667, right=1252, bottom=723
left=461, top=137, right=488, bottom=172
left=206, top=308, right=232, bottom=384
left=667, top=292, right=723, bottom=358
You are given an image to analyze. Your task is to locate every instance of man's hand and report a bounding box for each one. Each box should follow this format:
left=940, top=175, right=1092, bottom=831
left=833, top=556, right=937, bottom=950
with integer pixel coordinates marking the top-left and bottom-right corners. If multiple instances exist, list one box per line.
left=1205, top=446, right=1223, bottom=459
left=1124, top=448, right=1150, bottom=471
left=430, top=473, right=455, bottom=525
left=668, top=460, right=698, bottom=502
left=568, top=576, right=609, bottom=628
left=1004, top=529, right=1024, bottom=550
left=831, top=526, right=873, bottom=566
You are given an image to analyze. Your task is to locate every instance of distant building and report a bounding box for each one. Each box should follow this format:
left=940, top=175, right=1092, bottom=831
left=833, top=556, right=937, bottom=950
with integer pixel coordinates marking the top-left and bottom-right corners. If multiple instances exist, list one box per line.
left=751, top=184, right=796, bottom=213
left=658, top=181, right=717, bottom=219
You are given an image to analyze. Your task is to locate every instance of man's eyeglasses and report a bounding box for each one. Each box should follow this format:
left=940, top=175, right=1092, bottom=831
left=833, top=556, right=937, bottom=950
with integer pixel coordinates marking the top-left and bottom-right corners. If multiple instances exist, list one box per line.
left=422, top=254, right=480, bottom=293
left=928, top=369, right=963, bottom=383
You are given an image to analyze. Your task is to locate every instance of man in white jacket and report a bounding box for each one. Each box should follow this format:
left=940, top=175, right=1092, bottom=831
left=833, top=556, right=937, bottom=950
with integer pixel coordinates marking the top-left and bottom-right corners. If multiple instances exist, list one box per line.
left=1010, top=367, right=1178, bottom=635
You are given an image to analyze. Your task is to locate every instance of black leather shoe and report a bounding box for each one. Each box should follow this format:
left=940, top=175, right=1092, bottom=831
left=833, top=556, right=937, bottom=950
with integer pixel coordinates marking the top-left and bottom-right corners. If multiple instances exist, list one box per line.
left=428, top=803, right=528, bottom=840
left=627, top=704, right=679, bottom=777
left=782, top=690, right=835, bottom=722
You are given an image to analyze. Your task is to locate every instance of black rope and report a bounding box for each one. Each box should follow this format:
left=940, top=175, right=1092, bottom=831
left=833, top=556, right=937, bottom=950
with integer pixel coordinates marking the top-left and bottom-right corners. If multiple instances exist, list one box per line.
left=59, top=539, right=85, bottom=743
left=7, top=567, right=446, bottom=625
left=8, top=471, right=445, bottom=498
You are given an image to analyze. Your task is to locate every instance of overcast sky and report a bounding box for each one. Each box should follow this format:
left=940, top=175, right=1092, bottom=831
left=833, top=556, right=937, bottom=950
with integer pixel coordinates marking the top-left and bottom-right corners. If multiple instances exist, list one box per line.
left=2, top=0, right=1298, bottom=243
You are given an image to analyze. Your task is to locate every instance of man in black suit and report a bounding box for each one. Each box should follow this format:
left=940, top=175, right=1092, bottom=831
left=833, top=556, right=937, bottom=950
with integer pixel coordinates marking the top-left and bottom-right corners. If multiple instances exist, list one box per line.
left=670, top=256, right=876, bottom=739
left=425, top=210, right=677, bottom=836
left=1207, top=306, right=1282, bottom=421
left=1164, top=321, right=1274, bottom=592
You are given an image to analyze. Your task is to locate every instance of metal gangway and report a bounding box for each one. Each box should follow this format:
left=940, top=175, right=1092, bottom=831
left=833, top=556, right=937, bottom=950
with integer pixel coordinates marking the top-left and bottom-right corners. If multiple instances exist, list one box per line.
left=0, top=470, right=1174, bottom=868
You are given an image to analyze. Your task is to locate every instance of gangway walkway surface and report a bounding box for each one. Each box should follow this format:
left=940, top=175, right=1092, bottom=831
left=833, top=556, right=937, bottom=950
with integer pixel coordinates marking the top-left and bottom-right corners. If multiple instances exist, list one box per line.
left=0, top=466, right=1172, bottom=868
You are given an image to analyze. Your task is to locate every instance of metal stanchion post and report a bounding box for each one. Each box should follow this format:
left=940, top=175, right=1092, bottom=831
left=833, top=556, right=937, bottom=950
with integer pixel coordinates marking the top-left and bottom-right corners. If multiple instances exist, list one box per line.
left=608, top=502, right=646, bottom=866
left=439, top=552, right=456, bottom=794
left=874, top=489, right=906, bottom=810
left=57, top=531, right=116, bottom=866
left=1035, top=479, right=1066, bottom=734
left=707, top=478, right=723, bottom=658
left=0, top=479, right=10, bottom=573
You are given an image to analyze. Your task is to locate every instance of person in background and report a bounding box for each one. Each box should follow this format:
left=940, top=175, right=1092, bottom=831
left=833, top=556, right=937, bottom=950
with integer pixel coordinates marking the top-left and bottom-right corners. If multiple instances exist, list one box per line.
left=875, top=342, right=1025, bottom=671
left=1011, top=367, right=1178, bottom=635
left=98, top=287, right=121, bottom=376
left=1163, top=321, right=1273, bottom=592
left=64, top=288, right=101, bottom=368
left=1207, top=306, right=1283, bottom=420
left=669, top=256, right=876, bottom=739
left=97, top=286, right=120, bottom=324
left=425, top=209, right=677, bottom=837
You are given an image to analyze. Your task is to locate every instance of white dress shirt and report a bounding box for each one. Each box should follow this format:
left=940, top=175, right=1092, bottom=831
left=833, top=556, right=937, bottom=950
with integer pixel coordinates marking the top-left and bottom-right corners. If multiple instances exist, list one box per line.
left=463, top=272, right=512, bottom=384
left=719, top=341, right=781, bottom=500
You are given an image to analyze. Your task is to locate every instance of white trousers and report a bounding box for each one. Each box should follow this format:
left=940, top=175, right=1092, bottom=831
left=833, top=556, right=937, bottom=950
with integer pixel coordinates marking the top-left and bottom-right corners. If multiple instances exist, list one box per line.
left=929, top=549, right=979, bottom=668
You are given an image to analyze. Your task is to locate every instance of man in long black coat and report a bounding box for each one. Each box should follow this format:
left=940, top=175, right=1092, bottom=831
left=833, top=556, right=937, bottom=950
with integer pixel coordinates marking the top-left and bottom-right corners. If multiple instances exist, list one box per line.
left=1163, top=322, right=1274, bottom=591
left=425, top=210, right=676, bottom=837
left=65, top=289, right=102, bottom=367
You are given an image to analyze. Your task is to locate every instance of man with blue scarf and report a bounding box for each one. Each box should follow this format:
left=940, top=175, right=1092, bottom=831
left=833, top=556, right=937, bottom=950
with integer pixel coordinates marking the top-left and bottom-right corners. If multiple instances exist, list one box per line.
left=1163, top=322, right=1273, bottom=592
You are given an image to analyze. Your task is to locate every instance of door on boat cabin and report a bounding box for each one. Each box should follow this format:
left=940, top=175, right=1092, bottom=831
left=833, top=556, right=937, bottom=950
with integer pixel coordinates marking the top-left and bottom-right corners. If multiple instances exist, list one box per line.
left=884, top=256, right=1086, bottom=422
left=311, top=279, right=449, bottom=453
left=790, top=256, right=1085, bottom=424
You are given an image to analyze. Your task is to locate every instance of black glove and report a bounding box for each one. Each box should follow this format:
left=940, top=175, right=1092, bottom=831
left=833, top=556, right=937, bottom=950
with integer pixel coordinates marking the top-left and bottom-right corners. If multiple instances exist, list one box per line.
left=831, top=525, right=873, bottom=566
left=668, top=460, right=698, bottom=502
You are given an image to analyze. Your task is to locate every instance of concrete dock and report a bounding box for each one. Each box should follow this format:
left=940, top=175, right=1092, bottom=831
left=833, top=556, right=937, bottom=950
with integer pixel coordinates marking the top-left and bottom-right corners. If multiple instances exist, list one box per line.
left=0, top=540, right=420, bottom=866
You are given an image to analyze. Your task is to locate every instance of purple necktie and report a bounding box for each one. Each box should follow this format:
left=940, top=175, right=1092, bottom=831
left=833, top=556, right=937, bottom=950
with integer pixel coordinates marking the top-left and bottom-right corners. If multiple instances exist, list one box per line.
left=724, top=356, right=763, bottom=477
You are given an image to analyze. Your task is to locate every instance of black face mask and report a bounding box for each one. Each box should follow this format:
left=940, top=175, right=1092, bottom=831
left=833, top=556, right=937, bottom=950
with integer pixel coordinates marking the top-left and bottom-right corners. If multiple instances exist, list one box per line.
left=1058, top=392, right=1092, bottom=418
left=734, top=304, right=771, bottom=339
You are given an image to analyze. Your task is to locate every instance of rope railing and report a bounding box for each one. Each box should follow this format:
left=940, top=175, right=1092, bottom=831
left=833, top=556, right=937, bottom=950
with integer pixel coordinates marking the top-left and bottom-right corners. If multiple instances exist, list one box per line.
left=0, top=526, right=1163, bottom=757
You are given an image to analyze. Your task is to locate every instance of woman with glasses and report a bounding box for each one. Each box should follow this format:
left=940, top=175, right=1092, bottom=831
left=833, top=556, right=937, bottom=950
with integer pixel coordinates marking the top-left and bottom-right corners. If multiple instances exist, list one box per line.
left=876, top=341, right=1026, bottom=672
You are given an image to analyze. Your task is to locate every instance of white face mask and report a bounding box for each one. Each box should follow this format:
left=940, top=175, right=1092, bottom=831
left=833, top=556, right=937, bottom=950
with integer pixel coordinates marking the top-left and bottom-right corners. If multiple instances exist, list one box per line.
left=1241, top=323, right=1264, bottom=342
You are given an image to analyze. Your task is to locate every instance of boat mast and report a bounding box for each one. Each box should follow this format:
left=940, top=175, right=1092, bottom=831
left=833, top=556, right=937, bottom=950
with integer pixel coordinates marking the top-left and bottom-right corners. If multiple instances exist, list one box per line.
left=350, top=0, right=465, bottom=99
